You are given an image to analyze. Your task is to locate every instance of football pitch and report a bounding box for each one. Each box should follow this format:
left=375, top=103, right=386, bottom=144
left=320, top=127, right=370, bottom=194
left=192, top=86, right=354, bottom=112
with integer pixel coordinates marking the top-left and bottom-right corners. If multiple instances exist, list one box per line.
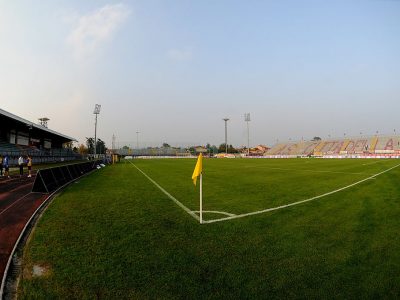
left=19, top=158, right=400, bottom=298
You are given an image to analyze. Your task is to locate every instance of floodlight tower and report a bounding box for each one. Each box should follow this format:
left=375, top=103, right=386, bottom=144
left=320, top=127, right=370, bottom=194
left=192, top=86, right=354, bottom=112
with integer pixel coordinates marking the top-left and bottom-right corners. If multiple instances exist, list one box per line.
left=93, top=104, right=101, bottom=157
left=244, top=113, right=251, bottom=156
left=38, top=117, right=49, bottom=128
left=223, top=118, right=229, bottom=154
left=136, top=131, right=140, bottom=149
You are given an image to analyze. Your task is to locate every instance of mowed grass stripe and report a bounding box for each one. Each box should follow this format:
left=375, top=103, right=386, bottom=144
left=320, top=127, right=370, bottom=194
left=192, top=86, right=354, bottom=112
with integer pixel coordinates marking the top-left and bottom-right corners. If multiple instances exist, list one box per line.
left=130, top=158, right=400, bottom=216
left=19, top=164, right=201, bottom=299
left=19, top=159, right=400, bottom=299
left=205, top=161, right=400, bottom=223
left=127, top=159, right=199, bottom=221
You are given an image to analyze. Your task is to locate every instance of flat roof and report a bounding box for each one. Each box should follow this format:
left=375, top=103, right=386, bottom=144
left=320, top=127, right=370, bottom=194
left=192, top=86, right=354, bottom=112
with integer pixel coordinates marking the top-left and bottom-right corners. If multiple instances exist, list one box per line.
left=0, top=108, right=76, bottom=141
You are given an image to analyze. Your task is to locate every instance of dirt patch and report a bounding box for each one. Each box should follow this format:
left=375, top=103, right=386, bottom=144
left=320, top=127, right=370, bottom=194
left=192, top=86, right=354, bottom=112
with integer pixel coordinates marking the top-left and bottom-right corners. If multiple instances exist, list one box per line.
left=32, top=263, right=51, bottom=278
left=23, top=263, right=52, bottom=279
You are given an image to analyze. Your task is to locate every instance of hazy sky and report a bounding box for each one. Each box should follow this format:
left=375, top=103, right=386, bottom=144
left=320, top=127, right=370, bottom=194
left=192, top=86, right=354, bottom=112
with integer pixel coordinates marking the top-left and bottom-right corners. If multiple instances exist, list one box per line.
left=1, top=1, right=400, bottom=148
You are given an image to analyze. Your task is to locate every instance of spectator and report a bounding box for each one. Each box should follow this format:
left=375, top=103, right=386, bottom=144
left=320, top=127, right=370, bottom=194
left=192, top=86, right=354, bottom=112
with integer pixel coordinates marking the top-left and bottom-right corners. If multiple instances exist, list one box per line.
left=27, top=155, right=33, bottom=178
left=4, top=155, right=10, bottom=178
left=18, top=155, right=24, bottom=177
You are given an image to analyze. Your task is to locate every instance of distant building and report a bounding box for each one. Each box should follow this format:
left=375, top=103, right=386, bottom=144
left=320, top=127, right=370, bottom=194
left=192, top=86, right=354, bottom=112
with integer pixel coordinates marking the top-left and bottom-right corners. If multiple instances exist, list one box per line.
left=194, top=146, right=208, bottom=154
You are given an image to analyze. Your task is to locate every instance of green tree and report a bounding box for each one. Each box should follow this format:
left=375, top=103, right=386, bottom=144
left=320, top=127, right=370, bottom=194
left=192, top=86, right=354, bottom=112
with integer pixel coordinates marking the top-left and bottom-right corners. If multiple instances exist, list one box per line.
left=228, top=144, right=238, bottom=153
left=96, top=138, right=106, bottom=154
left=218, top=143, right=228, bottom=153
left=210, top=145, right=218, bottom=155
left=86, top=137, right=94, bottom=154
left=188, top=146, right=196, bottom=155
left=86, top=137, right=107, bottom=154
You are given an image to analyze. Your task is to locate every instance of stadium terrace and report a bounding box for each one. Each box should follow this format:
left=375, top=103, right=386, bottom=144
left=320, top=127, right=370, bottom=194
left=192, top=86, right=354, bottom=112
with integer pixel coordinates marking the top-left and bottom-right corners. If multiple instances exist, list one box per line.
left=0, top=108, right=79, bottom=164
left=265, top=136, right=400, bottom=158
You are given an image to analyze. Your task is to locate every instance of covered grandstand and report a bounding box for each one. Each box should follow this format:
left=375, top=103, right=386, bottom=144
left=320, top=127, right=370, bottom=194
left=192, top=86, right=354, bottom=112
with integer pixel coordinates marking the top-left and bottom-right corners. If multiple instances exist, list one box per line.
left=0, top=108, right=80, bottom=165
left=265, top=136, right=400, bottom=158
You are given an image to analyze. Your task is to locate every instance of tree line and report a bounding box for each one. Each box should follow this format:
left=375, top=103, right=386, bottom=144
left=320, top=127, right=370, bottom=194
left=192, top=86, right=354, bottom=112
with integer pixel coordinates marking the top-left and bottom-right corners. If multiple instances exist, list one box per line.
left=77, top=138, right=107, bottom=155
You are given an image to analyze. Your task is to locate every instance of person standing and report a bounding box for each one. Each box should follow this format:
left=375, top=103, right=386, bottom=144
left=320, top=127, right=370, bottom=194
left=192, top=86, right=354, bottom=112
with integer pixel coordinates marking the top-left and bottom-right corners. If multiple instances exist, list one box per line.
left=18, top=155, right=24, bottom=177
left=27, top=155, right=33, bottom=178
left=4, top=155, right=10, bottom=178
left=0, top=155, right=3, bottom=177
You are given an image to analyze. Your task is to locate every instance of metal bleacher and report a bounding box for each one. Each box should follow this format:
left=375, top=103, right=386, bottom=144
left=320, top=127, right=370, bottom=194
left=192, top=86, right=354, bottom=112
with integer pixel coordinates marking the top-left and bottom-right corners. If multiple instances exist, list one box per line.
left=0, top=137, right=81, bottom=165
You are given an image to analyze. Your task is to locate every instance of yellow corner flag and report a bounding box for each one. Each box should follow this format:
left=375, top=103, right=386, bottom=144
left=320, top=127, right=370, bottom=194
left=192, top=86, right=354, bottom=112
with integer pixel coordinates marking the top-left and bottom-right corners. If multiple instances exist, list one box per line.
left=192, top=153, right=203, bottom=186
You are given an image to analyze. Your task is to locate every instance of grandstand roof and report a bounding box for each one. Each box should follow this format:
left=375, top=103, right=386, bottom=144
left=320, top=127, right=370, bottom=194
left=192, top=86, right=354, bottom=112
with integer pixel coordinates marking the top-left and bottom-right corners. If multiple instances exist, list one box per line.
left=0, top=108, right=76, bottom=141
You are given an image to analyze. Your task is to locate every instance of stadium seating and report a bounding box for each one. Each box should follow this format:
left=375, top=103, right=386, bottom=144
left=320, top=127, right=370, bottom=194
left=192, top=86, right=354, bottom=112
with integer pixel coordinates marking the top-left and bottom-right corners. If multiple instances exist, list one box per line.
left=265, top=136, right=400, bottom=156
left=373, top=136, right=400, bottom=153
left=0, top=137, right=81, bottom=165
left=0, top=138, right=20, bottom=153
left=342, top=139, right=369, bottom=153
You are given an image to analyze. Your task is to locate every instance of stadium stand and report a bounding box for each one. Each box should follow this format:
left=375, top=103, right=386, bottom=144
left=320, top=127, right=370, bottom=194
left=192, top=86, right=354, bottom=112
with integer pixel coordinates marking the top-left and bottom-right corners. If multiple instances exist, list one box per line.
left=342, top=139, right=369, bottom=153
left=116, top=147, right=189, bottom=157
left=265, top=136, right=400, bottom=157
left=0, top=108, right=80, bottom=164
left=374, top=136, right=400, bottom=153
left=267, top=141, right=321, bottom=156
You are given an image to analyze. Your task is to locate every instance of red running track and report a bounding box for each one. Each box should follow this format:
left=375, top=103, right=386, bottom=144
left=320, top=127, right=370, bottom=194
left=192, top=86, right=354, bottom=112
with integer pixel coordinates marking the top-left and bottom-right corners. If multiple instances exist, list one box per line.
left=0, top=173, right=47, bottom=279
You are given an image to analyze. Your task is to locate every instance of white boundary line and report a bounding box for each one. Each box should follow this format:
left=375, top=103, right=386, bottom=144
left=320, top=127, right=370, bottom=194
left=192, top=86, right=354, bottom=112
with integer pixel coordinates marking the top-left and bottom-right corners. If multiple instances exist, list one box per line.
left=192, top=210, right=236, bottom=217
left=203, top=162, right=400, bottom=224
left=128, top=160, right=400, bottom=225
left=127, top=161, right=199, bottom=222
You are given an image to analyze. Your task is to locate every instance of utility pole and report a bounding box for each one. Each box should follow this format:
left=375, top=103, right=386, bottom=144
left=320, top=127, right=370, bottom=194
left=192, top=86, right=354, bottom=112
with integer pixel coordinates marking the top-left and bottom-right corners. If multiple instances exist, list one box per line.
left=244, top=113, right=250, bottom=156
left=223, top=118, right=229, bottom=154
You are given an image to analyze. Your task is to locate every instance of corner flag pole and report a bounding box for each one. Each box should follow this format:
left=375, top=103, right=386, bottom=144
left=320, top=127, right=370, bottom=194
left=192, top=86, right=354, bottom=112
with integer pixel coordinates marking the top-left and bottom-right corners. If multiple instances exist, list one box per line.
left=200, top=173, right=203, bottom=224
left=191, top=153, right=203, bottom=224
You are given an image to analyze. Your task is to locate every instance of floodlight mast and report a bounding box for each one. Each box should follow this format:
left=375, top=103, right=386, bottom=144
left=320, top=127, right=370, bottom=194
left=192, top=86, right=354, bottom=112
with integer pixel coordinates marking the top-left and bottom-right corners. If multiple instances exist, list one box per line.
left=223, top=118, right=229, bottom=154
left=38, top=117, right=50, bottom=128
left=93, top=104, right=101, bottom=158
left=244, top=113, right=251, bottom=156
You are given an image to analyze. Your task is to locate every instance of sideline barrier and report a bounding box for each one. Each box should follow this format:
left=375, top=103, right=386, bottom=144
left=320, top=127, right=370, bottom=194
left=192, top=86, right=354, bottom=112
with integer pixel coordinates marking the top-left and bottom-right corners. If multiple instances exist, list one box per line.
left=32, top=161, right=101, bottom=193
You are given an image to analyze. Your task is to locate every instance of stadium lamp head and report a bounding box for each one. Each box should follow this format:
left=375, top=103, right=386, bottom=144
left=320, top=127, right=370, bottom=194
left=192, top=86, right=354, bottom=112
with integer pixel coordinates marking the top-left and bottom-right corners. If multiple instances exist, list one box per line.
left=94, top=104, right=101, bottom=114
left=244, top=113, right=250, bottom=122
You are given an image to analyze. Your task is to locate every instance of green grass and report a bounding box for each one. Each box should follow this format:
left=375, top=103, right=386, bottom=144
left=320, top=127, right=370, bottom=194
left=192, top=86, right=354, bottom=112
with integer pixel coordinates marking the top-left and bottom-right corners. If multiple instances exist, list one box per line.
left=19, top=158, right=400, bottom=299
